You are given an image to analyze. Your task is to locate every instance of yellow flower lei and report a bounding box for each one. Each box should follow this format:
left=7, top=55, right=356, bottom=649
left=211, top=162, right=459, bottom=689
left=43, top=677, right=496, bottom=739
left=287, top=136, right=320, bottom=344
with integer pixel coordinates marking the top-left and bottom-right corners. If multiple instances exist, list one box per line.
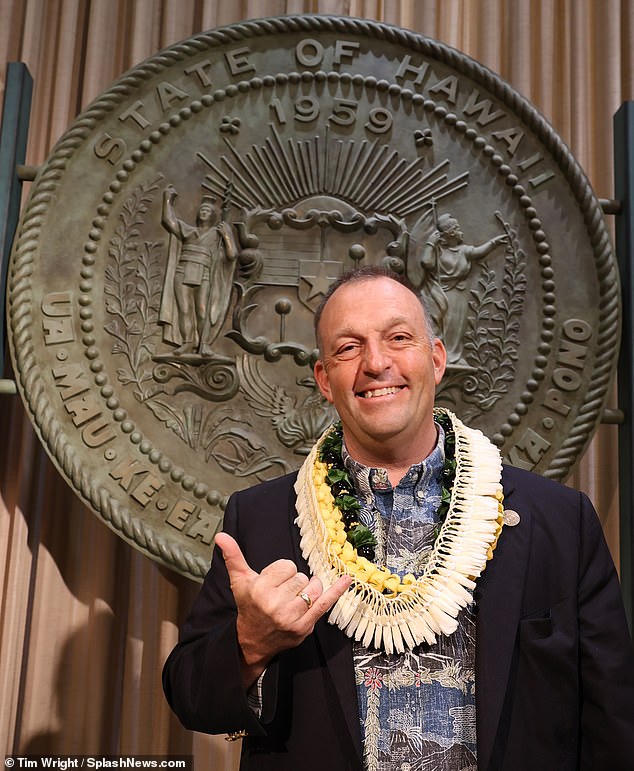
left=295, top=408, right=505, bottom=654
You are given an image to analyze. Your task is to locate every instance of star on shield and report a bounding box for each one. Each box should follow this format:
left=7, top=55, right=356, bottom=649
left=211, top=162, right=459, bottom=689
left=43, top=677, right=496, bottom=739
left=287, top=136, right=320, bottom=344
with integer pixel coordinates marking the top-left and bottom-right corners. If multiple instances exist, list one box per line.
left=299, top=260, right=342, bottom=309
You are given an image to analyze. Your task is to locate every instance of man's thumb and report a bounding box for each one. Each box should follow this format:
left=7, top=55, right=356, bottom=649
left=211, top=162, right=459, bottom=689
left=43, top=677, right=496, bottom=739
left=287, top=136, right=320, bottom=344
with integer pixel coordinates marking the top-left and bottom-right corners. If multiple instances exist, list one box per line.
left=215, top=532, right=252, bottom=579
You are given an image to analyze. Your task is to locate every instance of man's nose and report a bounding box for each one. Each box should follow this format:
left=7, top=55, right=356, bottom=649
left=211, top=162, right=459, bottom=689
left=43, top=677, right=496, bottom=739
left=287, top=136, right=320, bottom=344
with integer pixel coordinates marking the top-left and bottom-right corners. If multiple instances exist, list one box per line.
left=361, top=340, right=392, bottom=373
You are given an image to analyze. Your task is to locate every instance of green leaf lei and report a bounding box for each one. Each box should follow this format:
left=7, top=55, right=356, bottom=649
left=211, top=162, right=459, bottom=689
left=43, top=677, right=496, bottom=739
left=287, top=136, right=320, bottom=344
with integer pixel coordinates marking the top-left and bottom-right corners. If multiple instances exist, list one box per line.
left=317, top=408, right=458, bottom=562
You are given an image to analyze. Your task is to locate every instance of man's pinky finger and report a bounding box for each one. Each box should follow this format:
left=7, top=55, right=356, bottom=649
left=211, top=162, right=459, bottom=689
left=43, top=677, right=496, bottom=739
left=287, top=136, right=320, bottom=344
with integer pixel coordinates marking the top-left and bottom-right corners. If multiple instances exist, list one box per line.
left=307, top=575, right=353, bottom=619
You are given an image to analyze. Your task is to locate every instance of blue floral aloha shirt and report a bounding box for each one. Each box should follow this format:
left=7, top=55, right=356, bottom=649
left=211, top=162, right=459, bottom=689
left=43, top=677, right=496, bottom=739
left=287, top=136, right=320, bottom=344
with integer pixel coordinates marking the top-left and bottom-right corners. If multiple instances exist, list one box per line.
left=343, top=424, right=477, bottom=771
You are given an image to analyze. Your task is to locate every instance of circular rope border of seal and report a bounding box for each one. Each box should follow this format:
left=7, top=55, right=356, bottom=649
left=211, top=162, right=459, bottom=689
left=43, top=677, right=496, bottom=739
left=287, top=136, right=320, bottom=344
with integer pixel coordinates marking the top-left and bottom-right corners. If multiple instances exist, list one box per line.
left=8, top=15, right=620, bottom=581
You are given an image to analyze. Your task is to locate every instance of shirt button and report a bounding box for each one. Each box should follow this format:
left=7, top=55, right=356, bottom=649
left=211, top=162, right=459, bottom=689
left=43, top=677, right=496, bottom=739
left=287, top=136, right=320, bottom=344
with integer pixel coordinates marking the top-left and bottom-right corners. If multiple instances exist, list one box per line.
left=416, top=490, right=425, bottom=499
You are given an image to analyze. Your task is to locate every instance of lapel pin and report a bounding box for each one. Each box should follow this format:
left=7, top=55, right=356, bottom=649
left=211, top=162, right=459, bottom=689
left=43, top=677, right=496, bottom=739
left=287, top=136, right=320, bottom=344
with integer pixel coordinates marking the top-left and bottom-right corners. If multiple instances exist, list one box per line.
left=503, top=509, right=521, bottom=526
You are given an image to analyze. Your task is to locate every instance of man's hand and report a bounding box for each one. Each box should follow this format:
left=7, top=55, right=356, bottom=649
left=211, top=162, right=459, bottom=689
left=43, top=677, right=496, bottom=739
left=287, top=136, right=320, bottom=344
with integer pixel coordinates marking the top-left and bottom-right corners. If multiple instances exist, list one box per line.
left=215, top=532, right=352, bottom=688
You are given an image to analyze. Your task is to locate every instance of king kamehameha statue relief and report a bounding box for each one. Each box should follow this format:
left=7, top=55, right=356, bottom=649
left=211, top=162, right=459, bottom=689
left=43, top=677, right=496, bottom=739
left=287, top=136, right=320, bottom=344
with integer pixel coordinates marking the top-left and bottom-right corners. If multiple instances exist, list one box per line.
left=159, top=185, right=239, bottom=357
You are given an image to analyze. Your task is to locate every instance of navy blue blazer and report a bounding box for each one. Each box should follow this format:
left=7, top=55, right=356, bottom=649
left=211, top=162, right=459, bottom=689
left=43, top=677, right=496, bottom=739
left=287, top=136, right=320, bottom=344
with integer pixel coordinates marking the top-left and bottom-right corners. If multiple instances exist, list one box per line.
left=163, top=465, right=634, bottom=770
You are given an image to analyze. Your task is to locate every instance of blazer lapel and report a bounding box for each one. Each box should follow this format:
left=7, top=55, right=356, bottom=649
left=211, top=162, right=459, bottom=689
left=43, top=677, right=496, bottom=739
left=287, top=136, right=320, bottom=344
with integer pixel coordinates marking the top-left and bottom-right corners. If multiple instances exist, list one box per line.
left=288, top=492, right=364, bottom=769
left=475, top=470, right=532, bottom=770
left=314, top=619, right=364, bottom=768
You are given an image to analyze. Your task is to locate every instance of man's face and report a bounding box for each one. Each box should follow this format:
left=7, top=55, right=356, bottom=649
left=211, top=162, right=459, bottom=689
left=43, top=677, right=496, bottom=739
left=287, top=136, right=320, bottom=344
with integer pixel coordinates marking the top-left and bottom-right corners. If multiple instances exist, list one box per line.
left=314, top=277, right=447, bottom=466
left=197, top=203, right=216, bottom=225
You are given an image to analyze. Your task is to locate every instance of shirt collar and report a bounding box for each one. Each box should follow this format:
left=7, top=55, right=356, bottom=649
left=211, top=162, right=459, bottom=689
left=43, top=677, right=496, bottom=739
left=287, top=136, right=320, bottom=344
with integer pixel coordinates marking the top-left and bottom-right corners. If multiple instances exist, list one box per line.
left=342, top=423, right=446, bottom=495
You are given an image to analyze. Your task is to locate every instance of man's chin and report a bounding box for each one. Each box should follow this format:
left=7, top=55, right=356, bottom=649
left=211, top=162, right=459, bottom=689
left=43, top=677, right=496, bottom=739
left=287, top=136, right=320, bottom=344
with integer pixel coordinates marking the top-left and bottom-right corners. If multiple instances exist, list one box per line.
left=354, top=423, right=410, bottom=447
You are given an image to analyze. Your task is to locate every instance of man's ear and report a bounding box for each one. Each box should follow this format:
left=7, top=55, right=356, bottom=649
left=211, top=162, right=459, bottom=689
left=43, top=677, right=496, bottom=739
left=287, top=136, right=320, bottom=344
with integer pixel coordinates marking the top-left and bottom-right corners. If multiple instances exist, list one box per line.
left=431, top=338, right=447, bottom=385
left=314, top=359, right=334, bottom=403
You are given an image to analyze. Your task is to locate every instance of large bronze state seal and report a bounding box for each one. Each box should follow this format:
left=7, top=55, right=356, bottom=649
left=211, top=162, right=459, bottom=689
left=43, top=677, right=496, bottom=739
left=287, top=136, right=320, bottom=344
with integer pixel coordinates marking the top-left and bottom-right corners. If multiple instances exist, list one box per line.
left=7, top=16, right=619, bottom=580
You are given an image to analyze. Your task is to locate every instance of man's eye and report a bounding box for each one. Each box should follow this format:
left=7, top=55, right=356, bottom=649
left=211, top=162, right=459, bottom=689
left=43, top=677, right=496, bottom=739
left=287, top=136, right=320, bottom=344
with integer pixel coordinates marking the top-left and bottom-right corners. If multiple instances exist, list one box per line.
left=336, top=343, right=358, bottom=358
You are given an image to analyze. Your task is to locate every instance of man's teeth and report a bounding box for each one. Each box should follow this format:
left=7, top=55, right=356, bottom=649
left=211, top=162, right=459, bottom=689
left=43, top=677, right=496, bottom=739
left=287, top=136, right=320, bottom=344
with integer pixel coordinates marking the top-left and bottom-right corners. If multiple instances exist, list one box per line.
left=361, top=386, right=402, bottom=398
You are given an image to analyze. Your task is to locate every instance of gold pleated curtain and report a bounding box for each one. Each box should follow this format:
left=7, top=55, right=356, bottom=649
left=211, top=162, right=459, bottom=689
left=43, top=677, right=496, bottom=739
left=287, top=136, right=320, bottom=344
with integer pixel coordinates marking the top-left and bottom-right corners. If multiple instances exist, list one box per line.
left=0, top=0, right=631, bottom=766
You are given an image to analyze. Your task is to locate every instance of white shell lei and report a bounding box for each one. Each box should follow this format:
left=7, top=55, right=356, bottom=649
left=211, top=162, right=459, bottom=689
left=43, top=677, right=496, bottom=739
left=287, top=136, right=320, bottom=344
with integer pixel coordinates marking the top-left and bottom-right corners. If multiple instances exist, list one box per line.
left=294, top=409, right=504, bottom=654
